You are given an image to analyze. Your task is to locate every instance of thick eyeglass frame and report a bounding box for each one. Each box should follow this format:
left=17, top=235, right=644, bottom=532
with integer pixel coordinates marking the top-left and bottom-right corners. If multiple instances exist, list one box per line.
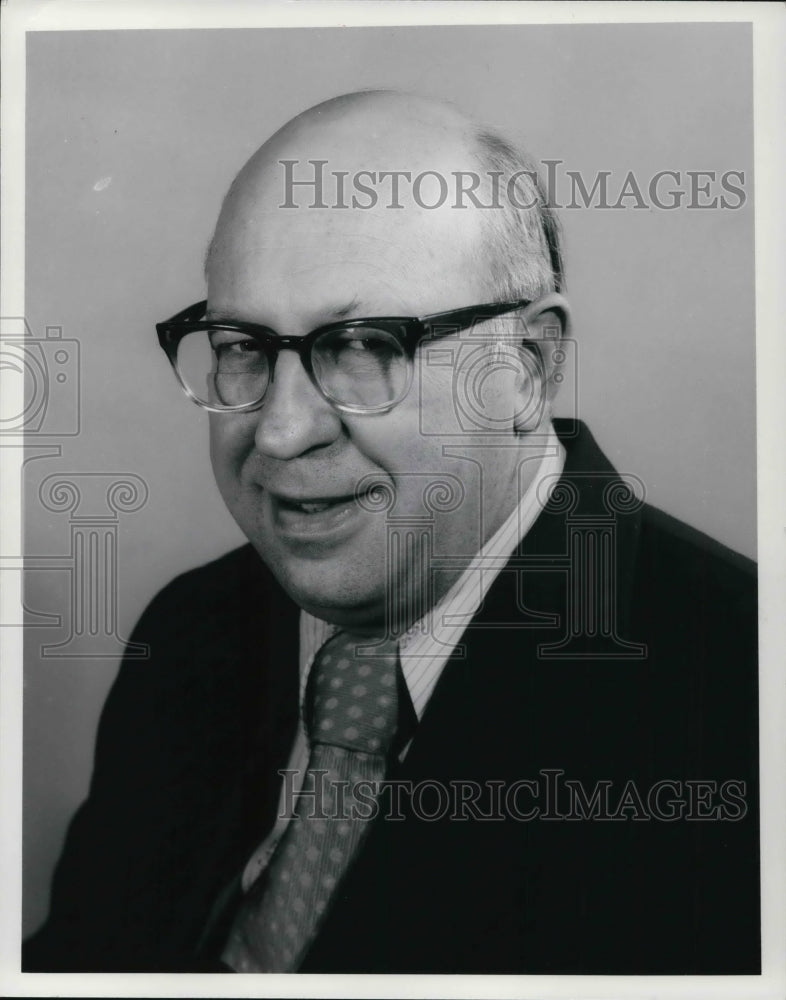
left=156, top=297, right=533, bottom=414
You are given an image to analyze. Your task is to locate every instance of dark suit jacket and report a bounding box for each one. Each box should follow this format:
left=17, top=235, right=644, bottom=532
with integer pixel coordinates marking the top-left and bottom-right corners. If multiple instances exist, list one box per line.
left=23, top=420, right=760, bottom=974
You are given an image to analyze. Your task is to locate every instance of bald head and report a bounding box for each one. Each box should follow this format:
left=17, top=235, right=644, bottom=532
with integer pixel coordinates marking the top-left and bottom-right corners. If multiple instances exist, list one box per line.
left=218, top=90, right=480, bottom=211
left=206, top=90, right=561, bottom=317
left=269, top=89, right=478, bottom=157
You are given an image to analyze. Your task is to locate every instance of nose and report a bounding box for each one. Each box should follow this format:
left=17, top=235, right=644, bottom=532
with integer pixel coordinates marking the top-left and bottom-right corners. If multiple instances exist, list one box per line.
left=253, top=349, right=342, bottom=460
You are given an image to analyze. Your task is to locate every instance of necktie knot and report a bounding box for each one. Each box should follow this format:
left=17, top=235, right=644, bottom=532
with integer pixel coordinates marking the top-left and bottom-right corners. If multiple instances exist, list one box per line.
left=307, top=631, right=399, bottom=756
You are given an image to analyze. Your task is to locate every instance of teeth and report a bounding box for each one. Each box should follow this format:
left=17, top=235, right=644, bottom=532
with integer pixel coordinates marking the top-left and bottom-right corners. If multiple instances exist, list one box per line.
left=297, top=501, right=333, bottom=513
left=280, top=495, right=356, bottom=514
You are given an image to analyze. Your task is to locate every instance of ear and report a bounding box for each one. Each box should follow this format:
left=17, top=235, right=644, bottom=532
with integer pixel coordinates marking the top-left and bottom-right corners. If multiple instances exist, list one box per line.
left=512, top=292, right=572, bottom=433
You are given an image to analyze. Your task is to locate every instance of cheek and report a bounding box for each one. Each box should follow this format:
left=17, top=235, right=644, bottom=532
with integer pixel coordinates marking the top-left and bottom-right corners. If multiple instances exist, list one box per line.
left=345, top=388, right=452, bottom=478
left=418, top=348, right=521, bottom=435
left=209, top=415, right=253, bottom=492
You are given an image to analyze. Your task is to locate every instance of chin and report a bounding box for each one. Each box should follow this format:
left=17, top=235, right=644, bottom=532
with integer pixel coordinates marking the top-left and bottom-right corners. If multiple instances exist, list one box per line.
left=291, top=590, right=388, bottom=632
left=259, top=552, right=388, bottom=629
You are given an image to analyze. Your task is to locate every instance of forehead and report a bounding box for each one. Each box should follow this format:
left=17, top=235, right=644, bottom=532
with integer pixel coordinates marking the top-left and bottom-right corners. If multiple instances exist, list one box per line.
left=207, top=131, right=492, bottom=323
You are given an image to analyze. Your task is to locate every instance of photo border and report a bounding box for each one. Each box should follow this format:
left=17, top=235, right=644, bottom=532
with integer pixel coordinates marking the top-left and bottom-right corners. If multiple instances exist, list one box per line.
left=2, top=2, right=784, bottom=998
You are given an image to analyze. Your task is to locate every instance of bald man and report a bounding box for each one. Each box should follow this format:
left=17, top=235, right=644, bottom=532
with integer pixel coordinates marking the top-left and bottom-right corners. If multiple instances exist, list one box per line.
left=24, top=92, right=759, bottom=974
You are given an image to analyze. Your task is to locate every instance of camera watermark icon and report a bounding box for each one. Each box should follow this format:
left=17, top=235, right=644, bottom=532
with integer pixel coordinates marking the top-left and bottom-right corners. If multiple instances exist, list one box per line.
left=418, top=316, right=578, bottom=437
left=0, top=316, right=80, bottom=436
left=0, top=316, right=150, bottom=656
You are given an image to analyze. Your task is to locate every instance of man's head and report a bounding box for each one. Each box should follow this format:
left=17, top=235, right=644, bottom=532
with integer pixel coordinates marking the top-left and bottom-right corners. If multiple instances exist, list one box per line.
left=204, top=90, right=569, bottom=633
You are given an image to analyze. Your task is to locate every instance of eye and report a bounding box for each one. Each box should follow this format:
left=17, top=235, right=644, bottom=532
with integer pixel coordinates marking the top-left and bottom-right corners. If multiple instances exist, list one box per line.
left=328, top=328, right=400, bottom=354
left=344, top=337, right=386, bottom=352
left=209, top=333, right=262, bottom=356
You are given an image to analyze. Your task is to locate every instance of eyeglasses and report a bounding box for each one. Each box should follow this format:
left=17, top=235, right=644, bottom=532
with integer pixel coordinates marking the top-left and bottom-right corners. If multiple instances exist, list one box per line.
left=156, top=298, right=533, bottom=414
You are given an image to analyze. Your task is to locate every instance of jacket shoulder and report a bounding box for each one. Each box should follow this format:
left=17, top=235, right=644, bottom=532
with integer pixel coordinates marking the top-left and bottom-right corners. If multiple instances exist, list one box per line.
left=129, top=543, right=285, bottom=644
left=638, top=503, right=756, bottom=599
left=143, top=543, right=267, bottom=610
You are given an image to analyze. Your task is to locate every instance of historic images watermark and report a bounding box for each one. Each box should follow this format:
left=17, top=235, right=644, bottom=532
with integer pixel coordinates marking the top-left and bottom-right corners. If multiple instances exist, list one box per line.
left=279, top=768, right=749, bottom=823
left=1, top=314, right=150, bottom=656
left=280, top=159, right=747, bottom=211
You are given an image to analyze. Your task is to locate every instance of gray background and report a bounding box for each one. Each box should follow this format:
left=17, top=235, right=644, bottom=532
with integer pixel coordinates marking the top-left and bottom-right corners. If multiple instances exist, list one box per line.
left=23, top=23, right=755, bottom=935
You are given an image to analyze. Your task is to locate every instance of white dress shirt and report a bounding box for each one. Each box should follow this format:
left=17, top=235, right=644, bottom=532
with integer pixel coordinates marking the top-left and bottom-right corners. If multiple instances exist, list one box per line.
left=240, top=425, right=566, bottom=891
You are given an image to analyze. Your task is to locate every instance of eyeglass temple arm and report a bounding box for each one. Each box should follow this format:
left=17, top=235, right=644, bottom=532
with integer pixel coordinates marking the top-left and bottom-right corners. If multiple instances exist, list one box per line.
left=420, top=298, right=532, bottom=334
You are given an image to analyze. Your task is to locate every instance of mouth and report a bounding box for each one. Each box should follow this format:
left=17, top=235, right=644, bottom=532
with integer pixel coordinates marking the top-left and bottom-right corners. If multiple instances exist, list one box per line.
left=277, top=493, right=358, bottom=515
left=269, top=486, right=378, bottom=541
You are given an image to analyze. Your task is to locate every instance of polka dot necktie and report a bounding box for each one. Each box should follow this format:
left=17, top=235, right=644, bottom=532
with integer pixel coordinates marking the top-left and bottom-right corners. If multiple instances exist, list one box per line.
left=222, top=631, right=400, bottom=973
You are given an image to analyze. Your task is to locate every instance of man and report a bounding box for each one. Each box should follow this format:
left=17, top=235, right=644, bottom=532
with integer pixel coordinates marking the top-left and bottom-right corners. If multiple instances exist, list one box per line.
left=23, top=91, right=759, bottom=974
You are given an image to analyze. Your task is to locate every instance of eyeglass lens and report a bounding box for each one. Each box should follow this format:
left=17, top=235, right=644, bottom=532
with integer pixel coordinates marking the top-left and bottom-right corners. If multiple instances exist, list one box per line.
left=174, top=326, right=410, bottom=410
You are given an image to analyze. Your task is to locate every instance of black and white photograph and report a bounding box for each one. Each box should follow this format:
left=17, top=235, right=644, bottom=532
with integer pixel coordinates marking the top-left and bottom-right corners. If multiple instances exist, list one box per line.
left=1, top=2, right=784, bottom=997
